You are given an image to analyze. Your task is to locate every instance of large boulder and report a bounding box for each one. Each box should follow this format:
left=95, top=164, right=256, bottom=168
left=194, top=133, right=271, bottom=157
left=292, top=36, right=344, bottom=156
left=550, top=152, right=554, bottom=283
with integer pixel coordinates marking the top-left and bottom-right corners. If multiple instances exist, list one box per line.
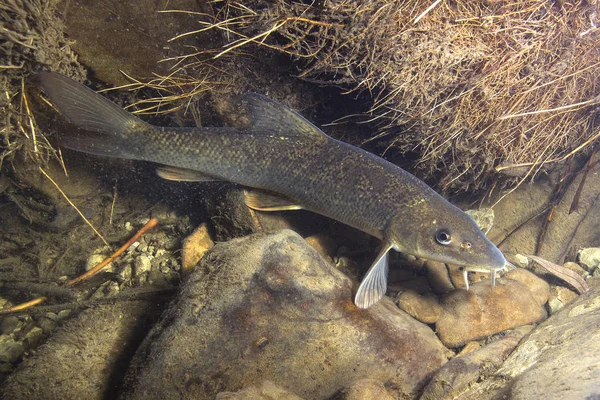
left=119, top=230, right=450, bottom=399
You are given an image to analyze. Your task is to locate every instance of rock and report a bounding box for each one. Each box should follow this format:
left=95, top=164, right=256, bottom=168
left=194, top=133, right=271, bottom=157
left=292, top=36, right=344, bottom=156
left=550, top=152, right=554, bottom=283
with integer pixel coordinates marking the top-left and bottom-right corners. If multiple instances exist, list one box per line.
left=134, top=255, right=152, bottom=281
left=120, top=230, right=450, bottom=399
left=57, top=309, right=71, bottom=321
left=1, top=316, right=21, bottom=335
left=23, top=327, right=43, bottom=350
left=436, top=279, right=547, bottom=347
left=563, top=261, right=588, bottom=278
left=335, top=378, right=395, bottom=400
left=456, top=341, right=480, bottom=356
left=37, top=317, right=57, bottom=335
left=86, top=251, right=114, bottom=273
left=421, top=326, right=531, bottom=400
left=0, top=300, right=164, bottom=400
left=484, top=163, right=600, bottom=265
left=91, top=281, right=120, bottom=299
left=456, top=279, right=600, bottom=400
left=390, top=276, right=432, bottom=295
left=0, top=335, right=24, bottom=363
left=504, top=269, right=550, bottom=306
left=547, top=286, right=579, bottom=315
left=578, top=247, right=600, bottom=271
left=216, top=381, right=304, bottom=400
left=425, top=260, right=455, bottom=294
left=119, top=264, right=133, bottom=282
left=465, top=208, right=495, bottom=234
left=449, top=266, right=489, bottom=289
left=181, top=222, right=214, bottom=276
left=395, top=290, right=442, bottom=324
left=304, top=233, right=337, bottom=262
left=505, top=253, right=530, bottom=269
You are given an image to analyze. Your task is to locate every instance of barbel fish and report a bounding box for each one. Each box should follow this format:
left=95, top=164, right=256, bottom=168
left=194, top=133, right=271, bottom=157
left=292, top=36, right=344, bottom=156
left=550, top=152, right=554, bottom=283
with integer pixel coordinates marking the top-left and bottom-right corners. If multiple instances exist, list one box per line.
left=39, top=71, right=507, bottom=309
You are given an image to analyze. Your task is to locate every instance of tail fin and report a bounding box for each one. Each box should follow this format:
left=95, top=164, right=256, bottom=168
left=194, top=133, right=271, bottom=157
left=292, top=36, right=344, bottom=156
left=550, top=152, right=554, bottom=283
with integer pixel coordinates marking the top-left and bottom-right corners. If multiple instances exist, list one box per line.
left=38, top=71, right=150, bottom=137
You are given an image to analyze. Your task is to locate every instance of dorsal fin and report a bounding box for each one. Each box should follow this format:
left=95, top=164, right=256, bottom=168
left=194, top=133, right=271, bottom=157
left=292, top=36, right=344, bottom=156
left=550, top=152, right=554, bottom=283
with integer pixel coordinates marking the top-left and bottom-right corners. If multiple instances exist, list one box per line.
left=240, top=93, right=328, bottom=141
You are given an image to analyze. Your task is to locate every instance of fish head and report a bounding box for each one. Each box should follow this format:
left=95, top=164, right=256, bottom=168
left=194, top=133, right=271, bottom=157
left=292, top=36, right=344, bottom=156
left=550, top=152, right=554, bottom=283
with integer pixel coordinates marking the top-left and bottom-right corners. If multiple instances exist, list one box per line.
left=388, top=203, right=506, bottom=275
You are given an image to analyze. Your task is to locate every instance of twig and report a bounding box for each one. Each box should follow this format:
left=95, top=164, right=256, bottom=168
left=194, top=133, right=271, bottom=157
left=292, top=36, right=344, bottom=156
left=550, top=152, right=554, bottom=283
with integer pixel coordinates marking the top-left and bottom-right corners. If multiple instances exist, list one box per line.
left=110, top=181, right=118, bottom=225
left=21, top=78, right=38, bottom=155
left=38, top=167, right=109, bottom=246
left=0, top=286, right=176, bottom=316
left=413, top=0, right=443, bottom=24
left=0, top=297, right=46, bottom=314
left=67, top=218, right=158, bottom=285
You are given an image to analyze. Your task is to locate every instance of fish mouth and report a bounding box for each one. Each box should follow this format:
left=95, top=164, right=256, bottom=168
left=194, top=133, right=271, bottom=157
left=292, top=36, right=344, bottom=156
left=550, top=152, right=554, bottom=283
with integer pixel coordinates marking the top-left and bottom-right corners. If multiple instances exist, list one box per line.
left=461, top=247, right=509, bottom=290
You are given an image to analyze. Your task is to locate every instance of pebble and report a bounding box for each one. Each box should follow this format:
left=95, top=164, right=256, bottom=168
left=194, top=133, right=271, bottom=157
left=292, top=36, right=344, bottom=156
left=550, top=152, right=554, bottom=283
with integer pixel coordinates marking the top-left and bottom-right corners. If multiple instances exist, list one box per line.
left=0, top=335, right=24, bottom=363
left=465, top=208, right=495, bottom=234
left=504, top=269, right=550, bottom=306
left=436, top=279, right=547, bottom=347
left=304, top=233, right=337, bottom=262
left=92, top=281, right=120, bottom=299
left=547, top=286, right=579, bottom=315
left=563, top=261, right=588, bottom=278
left=119, top=264, right=133, bottom=281
left=425, top=260, right=454, bottom=294
left=86, top=252, right=114, bottom=273
left=135, top=255, right=152, bottom=276
left=449, top=266, right=488, bottom=289
left=506, top=253, right=530, bottom=269
left=1, top=316, right=21, bottom=335
left=38, top=317, right=57, bottom=335
left=578, top=247, right=600, bottom=271
left=395, top=290, right=442, bottom=324
left=181, top=223, right=214, bottom=276
left=57, top=310, right=71, bottom=321
left=457, top=341, right=481, bottom=356
left=23, top=327, right=43, bottom=350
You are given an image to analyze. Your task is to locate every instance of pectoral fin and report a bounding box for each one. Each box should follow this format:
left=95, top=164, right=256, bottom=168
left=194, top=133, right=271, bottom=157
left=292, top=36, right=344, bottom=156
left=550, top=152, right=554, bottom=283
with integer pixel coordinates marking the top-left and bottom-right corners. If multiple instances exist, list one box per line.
left=354, top=243, right=393, bottom=309
left=243, top=189, right=302, bottom=211
left=156, top=166, right=220, bottom=182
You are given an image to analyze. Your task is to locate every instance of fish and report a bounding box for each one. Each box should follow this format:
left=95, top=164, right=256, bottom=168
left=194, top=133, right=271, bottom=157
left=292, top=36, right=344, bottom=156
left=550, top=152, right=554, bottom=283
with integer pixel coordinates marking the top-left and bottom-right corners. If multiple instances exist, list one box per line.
left=38, top=71, right=507, bottom=309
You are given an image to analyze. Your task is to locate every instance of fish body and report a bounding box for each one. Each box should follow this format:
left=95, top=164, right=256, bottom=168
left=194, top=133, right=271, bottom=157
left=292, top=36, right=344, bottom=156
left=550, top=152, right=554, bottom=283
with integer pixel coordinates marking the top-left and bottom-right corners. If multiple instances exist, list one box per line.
left=39, top=72, right=507, bottom=308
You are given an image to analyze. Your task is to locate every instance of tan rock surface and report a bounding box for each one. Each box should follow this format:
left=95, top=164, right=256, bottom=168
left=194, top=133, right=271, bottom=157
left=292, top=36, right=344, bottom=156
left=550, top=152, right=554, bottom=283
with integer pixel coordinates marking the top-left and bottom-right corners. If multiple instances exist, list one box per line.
left=119, top=230, right=450, bottom=399
left=436, top=279, right=547, bottom=347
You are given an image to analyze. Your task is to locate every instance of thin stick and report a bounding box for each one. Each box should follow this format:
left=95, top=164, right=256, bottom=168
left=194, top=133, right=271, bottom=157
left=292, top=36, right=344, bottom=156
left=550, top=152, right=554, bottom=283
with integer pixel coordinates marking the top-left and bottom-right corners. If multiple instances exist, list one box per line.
left=38, top=167, right=109, bottom=246
left=413, top=0, right=443, bottom=24
left=66, top=218, right=158, bottom=286
left=0, top=297, right=47, bottom=314
left=21, top=78, right=38, bottom=155
left=499, top=96, right=600, bottom=120
left=110, top=181, right=118, bottom=225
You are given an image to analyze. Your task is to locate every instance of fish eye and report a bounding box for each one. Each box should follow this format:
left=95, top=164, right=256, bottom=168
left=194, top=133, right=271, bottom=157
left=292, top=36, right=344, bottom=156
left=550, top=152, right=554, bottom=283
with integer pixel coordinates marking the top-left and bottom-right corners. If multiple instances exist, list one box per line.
left=435, top=229, right=452, bottom=245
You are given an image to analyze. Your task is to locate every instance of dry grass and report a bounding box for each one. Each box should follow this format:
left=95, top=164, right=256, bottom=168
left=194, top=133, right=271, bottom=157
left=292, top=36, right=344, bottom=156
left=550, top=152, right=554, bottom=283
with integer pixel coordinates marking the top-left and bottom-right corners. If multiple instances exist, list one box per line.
left=0, top=0, right=85, bottom=169
left=161, top=0, right=600, bottom=192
